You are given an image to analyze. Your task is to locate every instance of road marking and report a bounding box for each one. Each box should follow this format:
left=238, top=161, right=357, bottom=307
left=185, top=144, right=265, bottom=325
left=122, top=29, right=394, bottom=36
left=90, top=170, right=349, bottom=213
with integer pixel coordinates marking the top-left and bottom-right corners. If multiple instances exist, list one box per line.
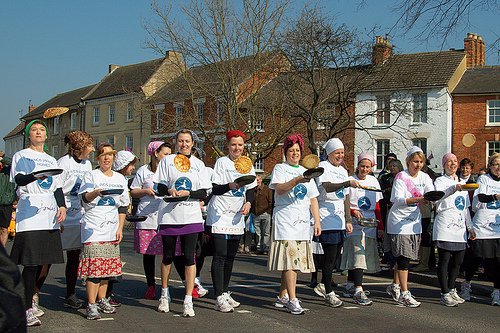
left=97, top=318, right=114, bottom=321
left=343, top=306, right=359, bottom=309
left=237, top=310, right=252, bottom=313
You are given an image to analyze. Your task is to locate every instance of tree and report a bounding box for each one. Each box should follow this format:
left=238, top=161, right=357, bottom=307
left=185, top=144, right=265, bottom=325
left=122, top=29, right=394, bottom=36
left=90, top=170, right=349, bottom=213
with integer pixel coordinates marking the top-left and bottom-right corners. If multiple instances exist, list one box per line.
left=144, top=0, right=296, bottom=160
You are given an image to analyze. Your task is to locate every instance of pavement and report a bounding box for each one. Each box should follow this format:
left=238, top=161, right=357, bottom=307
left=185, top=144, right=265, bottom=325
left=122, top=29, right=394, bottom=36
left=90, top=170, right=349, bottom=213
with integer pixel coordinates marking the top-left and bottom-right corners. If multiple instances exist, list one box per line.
left=4, top=229, right=499, bottom=333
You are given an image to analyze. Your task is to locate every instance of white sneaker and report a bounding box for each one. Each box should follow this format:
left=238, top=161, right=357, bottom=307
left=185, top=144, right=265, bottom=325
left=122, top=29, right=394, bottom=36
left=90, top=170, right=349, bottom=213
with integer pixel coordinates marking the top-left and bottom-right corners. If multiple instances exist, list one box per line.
left=440, top=293, right=458, bottom=307
left=183, top=302, right=195, bottom=317
left=195, top=279, right=209, bottom=298
left=158, top=296, right=170, bottom=313
left=353, top=291, right=372, bottom=306
left=285, top=298, right=304, bottom=315
left=32, top=299, right=45, bottom=317
left=449, top=289, right=465, bottom=304
left=399, top=291, right=421, bottom=308
left=274, top=294, right=289, bottom=308
left=459, top=281, right=471, bottom=301
left=313, top=283, right=326, bottom=298
left=491, top=289, right=500, bottom=306
left=215, top=295, right=234, bottom=313
left=386, top=284, right=401, bottom=302
left=325, top=291, right=343, bottom=308
left=26, top=308, right=41, bottom=327
left=224, top=292, right=240, bottom=308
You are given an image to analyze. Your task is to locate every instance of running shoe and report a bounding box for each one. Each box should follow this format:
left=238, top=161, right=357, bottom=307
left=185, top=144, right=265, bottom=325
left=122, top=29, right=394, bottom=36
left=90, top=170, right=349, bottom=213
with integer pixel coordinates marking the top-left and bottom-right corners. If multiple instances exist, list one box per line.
left=26, top=308, right=41, bottom=327
left=460, top=281, right=472, bottom=301
left=353, top=291, right=373, bottom=306
left=314, top=283, right=326, bottom=298
left=86, top=303, right=101, bottom=320
left=183, top=301, right=195, bottom=317
left=399, top=291, right=421, bottom=308
left=440, top=293, right=458, bottom=307
left=144, top=285, right=156, bottom=300
left=97, top=298, right=117, bottom=314
left=107, top=294, right=121, bottom=307
left=285, top=298, right=305, bottom=315
left=224, top=292, right=240, bottom=308
left=64, top=294, right=83, bottom=309
left=325, top=292, right=343, bottom=308
left=195, top=281, right=209, bottom=298
left=158, top=296, right=170, bottom=313
left=274, top=294, right=289, bottom=308
left=32, top=300, right=45, bottom=317
left=449, top=289, right=465, bottom=304
left=343, top=285, right=371, bottom=298
left=215, top=295, right=234, bottom=313
left=386, top=283, right=401, bottom=302
left=491, top=289, right=500, bottom=306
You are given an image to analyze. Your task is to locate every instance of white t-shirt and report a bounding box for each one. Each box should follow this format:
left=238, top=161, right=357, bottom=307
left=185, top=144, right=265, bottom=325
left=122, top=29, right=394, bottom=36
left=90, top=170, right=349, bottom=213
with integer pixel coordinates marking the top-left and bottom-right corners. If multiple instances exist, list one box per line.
left=433, top=174, right=470, bottom=243
left=130, top=164, right=163, bottom=230
left=10, top=148, right=61, bottom=232
left=386, top=170, right=434, bottom=235
left=57, top=155, right=92, bottom=227
left=206, top=156, right=257, bottom=235
left=79, top=169, right=130, bottom=243
left=315, top=160, right=348, bottom=231
left=153, top=154, right=212, bottom=226
left=347, top=174, right=382, bottom=239
left=472, top=174, right=500, bottom=239
left=270, top=163, right=319, bottom=240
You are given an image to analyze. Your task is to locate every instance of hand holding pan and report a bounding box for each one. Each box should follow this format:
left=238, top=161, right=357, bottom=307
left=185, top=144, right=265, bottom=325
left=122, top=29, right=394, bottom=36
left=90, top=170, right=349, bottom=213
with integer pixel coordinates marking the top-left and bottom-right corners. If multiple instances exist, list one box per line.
left=423, top=190, right=445, bottom=201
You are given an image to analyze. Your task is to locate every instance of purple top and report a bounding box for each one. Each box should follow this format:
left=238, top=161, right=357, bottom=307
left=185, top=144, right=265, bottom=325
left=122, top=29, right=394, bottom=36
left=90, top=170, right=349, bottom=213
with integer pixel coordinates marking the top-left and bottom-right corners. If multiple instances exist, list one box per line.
left=159, top=223, right=204, bottom=236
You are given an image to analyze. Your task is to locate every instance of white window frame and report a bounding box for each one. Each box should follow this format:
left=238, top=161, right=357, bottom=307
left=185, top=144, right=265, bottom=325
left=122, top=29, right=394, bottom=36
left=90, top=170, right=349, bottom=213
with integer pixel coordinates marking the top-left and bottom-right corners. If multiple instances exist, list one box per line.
left=215, top=138, right=226, bottom=155
left=126, top=102, right=134, bottom=121
left=376, top=139, right=390, bottom=170
left=156, top=109, right=164, bottom=130
left=487, top=141, right=500, bottom=162
left=70, top=112, right=77, bottom=130
left=412, top=138, right=428, bottom=156
left=93, top=107, right=100, bottom=125
left=486, top=100, right=500, bottom=126
left=254, top=154, right=264, bottom=171
left=53, top=116, right=60, bottom=135
left=375, top=96, right=391, bottom=125
left=196, top=103, right=204, bottom=125
left=175, top=105, right=183, bottom=129
left=52, top=145, right=59, bottom=158
left=412, top=93, right=428, bottom=123
left=125, top=134, right=134, bottom=151
left=107, top=136, right=115, bottom=146
left=108, top=104, right=115, bottom=123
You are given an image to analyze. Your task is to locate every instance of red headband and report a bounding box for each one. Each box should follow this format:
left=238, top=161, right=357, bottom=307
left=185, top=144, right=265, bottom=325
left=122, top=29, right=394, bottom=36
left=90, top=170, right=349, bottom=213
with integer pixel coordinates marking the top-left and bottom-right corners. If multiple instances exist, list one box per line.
left=283, top=133, right=304, bottom=153
left=226, top=130, right=246, bottom=141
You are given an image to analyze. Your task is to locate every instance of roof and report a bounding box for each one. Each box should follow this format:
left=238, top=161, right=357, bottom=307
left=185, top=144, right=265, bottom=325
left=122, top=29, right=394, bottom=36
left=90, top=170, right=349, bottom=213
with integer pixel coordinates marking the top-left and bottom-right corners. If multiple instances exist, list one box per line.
left=362, top=50, right=466, bottom=91
left=453, top=66, right=500, bottom=95
left=23, top=84, right=96, bottom=120
left=147, top=52, right=280, bottom=104
left=83, top=58, right=166, bottom=101
left=3, top=122, right=25, bottom=139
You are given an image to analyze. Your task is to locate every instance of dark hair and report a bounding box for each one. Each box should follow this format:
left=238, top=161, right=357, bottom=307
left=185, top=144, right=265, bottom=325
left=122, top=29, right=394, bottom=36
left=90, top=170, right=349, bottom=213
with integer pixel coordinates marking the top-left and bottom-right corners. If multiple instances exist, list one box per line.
left=175, top=129, right=194, bottom=142
left=389, top=159, right=404, bottom=172
left=157, top=142, right=172, bottom=153
left=460, top=158, right=474, bottom=169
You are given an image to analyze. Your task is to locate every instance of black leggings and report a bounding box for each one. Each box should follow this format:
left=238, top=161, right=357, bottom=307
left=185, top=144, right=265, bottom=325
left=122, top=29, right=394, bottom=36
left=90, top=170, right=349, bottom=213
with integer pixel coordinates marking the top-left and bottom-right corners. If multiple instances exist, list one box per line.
left=22, top=266, right=38, bottom=310
left=66, top=249, right=80, bottom=296
left=162, top=233, right=198, bottom=266
left=211, top=237, right=240, bottom=297
left=347, top=268, right=364, bottom=287
left=173, top=254, right=206, bottom=281
left=461, top=245, right=482, bottom=281
left=321, top=243, right=342, bottom=294
left=143, top=254, right=156, bottom=286
left=396, top=256, right=411, bottom=270
left=437, top=248, right=466, bottom=294
left=484, top=257, right=500, bottom=289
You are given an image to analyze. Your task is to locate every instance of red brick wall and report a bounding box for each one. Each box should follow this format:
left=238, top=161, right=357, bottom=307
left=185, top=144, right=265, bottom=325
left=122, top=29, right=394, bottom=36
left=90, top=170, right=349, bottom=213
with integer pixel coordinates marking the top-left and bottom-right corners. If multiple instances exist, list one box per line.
left=453, top=95, right=500, bottom=170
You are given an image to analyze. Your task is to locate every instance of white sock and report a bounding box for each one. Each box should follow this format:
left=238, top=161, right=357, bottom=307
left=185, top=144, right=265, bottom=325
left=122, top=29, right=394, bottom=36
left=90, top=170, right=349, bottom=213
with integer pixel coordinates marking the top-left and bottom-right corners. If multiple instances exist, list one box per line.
left=184, top=295, right=193, bottom=304
left=161, top=287, right=169, bottom=298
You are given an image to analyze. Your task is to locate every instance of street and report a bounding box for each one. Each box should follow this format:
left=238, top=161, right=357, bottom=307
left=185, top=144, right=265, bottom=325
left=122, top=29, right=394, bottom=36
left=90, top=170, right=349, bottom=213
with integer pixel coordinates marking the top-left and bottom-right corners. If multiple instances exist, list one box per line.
left=19, top=229, right=500, bottom=333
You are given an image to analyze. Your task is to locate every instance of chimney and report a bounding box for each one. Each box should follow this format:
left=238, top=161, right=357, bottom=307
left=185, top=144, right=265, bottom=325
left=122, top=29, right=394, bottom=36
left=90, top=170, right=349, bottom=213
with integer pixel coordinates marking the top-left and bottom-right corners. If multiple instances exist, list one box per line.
left=464, top=32, right=485, bottom=68
left=372, top=35, right=393, bottom=65
left=108, top=64, right=121, bottom=73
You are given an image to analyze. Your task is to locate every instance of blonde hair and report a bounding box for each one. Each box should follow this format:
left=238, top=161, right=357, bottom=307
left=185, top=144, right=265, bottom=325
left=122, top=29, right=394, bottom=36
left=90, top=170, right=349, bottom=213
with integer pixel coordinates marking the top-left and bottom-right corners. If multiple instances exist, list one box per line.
left=488, top=152, right=500, bottom=166
left=406, top=151, right=426, bottom=167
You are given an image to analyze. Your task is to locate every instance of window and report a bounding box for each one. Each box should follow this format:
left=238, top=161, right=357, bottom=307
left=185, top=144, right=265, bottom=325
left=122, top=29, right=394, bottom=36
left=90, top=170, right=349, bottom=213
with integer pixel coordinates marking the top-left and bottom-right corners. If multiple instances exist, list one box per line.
left=93, top=107, right=100, bottom=125
left=412, top=138, right=428, bottom=156
left=215, top=139, right=226, bottom=155
left=108, top=104, right=115, bottom=123
left=318, top=102, right=336, bottom=130
left=412, top=94, right=427, bottom=123
left=216, top=100, right=225, bottom=124
left=376, top=139, right=390, bottom=168
left=255, top=108, right=265, bottom=131
left=156, top=109, right=164, bottom=130
left=195, top=142, right=204, bottom=158
left=175, top=105, right=183, bottom=129
left=53, top=117, right=60, bottom=135
left=487, top=100, right=500, bottom=124
left=254, top=154, right=264, bottom=171
left=70, top=112, right=77, bottom=130
left=52, top=145, right=59, bottom=158
left=196, top=103, right=204, bottom=125
left=487, top=141, right=500, bottom=160
left=126, top=102, right=134, bottom=121
left=125, top=135, right=134, bottom=151
left=376, top=96, right=390, bottom=124
left=107, top=136, right=115, bottom=146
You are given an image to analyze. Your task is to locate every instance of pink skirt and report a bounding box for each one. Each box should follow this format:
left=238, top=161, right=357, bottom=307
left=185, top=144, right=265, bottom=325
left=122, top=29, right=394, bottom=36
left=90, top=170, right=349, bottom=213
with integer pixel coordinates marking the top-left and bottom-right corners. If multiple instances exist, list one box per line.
left=134, top=228, right=163, bottom=255
left=79, top=242, right=122, bottom=280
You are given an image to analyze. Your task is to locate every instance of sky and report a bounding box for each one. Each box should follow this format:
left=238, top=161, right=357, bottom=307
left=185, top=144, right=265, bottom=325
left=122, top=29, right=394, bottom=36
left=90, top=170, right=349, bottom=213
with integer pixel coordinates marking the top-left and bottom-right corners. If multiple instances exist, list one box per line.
left=1, top=0, right=498, bottom=150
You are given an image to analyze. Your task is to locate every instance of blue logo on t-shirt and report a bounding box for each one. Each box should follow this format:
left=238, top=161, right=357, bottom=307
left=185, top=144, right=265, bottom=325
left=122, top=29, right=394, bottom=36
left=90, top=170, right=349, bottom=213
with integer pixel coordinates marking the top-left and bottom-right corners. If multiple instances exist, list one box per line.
left=175, top=177, right=192, bottom=191
left=358, top=196, right=371, bottom=210
left=231, top=187, right=245, bottom=197
left=294, top=184, right=307, bottom=200
left=70, top=180, right=81, bottom=196
left=335, top=188, right=345, bottom=199
left=487, top=200, right=500, bottom=210
left=455, top=196, right=466, bottom=211
left=97, top=197, right=116, bottom=206
left=37, top=176, right=53, bottom=190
